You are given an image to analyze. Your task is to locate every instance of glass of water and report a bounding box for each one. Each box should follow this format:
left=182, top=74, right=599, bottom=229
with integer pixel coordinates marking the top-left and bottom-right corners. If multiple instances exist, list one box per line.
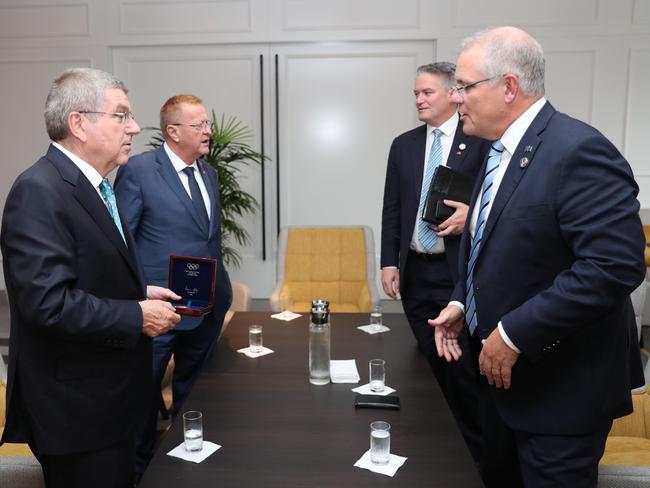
left=369, top=359, right=386, bottom=392
left=370, top=421, right=391, bottom=464
left=370, top=304, right=383, bottom=331
left=183, top=410, right=203, bottom=452
left=249, top=324, right=263, bottom=353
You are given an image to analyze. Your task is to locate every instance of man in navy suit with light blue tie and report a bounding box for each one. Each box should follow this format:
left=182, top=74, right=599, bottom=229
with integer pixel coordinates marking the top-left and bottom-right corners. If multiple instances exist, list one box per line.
left=431, top=27, right=645, bottom=487
left=115, top=94, right=232, bottom=476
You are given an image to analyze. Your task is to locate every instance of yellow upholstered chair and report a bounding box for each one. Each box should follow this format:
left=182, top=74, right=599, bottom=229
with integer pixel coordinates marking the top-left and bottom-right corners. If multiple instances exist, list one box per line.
left=1, top=356, right=45, bottom=487
left=0, top=361, right=33, bottom=457
left=269, top=226, right=380, bottom=313
left=643, top=225, right=650, bottom=267
left=599, top=387, right=650, bottom=485
left=602, top=388, right=650, bottom=466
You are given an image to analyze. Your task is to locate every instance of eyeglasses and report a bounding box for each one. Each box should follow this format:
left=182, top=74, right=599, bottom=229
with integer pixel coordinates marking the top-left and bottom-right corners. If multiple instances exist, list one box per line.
left=169, top=120, right=212, bottom=131
left=453, top=74, right=503, bottom=97
left=79, top=111, right=136, bottom=125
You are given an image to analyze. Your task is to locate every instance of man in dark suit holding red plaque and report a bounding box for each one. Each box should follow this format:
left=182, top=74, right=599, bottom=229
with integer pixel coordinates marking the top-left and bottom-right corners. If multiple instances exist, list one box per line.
left=115, top=94, right=232, bottom=476
left=0, top=68, right=180, bottom=488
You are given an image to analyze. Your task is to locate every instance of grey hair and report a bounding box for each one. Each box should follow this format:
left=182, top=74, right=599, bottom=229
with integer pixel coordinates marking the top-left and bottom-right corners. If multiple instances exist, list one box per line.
left=416, top=62, right=456, bottom=90
left=461, top=27, right=545, bottom=98
left=44, top=67, right=128, bottom=141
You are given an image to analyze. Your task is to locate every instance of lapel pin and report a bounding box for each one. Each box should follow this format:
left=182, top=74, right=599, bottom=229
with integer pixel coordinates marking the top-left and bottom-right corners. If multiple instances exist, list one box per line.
left=520, top=157, right=529, bottom=168
left=459, top=143, right=466, bottom=150
left=524, top=145, right=534, bottom=152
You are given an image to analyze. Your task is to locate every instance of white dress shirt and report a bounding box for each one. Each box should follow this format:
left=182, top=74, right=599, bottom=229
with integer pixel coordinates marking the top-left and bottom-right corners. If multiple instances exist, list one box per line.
left=456, top=97, right=547, bottom=352
left=164, top=143, right=211, bottom=219
left=52, top=142, right=104, bottom=198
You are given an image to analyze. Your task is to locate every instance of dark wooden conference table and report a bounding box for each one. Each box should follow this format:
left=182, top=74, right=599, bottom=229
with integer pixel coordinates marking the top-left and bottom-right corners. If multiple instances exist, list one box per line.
left=140, top=312, right=483, bottom=487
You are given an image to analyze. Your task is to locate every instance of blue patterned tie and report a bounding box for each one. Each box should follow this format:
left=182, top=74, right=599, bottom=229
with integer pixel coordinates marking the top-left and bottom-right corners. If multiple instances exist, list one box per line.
left=417, top=128, right=443, bottom=251
left=466, top=140, right=504, bottom=336
left=99, top=178, right=126, bottom=243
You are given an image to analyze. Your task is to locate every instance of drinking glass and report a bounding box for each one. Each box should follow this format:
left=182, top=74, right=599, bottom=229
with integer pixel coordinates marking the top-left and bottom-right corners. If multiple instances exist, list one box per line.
left=370, top=421, right=391, bottom=464
left=369, top=359, right=386, bottom=392
left=249, top=324, right=263, bottom=353
left=183, top=410, right=203, bottom=452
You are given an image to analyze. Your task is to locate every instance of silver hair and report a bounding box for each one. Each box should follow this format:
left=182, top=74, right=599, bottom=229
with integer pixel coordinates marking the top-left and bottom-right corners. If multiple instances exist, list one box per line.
left=461, top=27, right=545, bottom=98
left=44, top=68, right=128, bottom=141
left=416, top=62, right=456, bottom=90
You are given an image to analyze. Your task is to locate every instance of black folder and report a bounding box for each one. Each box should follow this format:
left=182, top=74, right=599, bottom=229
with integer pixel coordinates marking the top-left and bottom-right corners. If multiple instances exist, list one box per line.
left=422, top=165, right=475, bottom=226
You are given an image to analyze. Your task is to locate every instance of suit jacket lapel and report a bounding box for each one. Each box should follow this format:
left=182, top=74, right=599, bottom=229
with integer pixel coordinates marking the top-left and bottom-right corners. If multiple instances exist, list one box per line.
left=197, top=160, right=218, bottom=238
left=155, top=145, right=208, bottom=235
left=480, top=102, right=555, bottom=246
left=46, top=145, right=145, bottom=289
left=121, top=211, right=147, bottom=293
left=410, top=125, right=428, bottom=212
left=447, top=121, right=473, bottom=170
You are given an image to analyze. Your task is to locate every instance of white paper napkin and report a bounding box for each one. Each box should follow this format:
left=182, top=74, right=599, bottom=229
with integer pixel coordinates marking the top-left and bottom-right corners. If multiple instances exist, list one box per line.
left=357, top=325, right=391, bottom=335
left=237, top=346, right=275, bottom=358
left=351, top=383, right=396, bottom=396
left=167, top=441, right=221, bottom=463
left=330, top=359, right=360, bottom=383
left=271, top=311, right=301, bottom=321
left=354, top=449, right=407, bottom=476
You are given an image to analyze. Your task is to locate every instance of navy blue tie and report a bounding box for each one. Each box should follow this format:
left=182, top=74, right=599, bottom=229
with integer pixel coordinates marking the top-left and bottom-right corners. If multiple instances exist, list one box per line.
left=466, top=140, right=504, bottom=336
left=182, top=166, right=209, bottom=232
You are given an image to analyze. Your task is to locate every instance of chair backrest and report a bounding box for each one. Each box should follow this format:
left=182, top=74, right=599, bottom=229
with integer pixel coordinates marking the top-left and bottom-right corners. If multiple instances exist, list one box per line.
left=630, top=281, right=647, bottom=342
left=643, top=225, right=650, bottom=266
left=609, top=390, right=650, bottom=439
left=1, top=355, right=6, bottom=428
left=230, top=282, right=252, bottom=312
left=271, top=226, right=380, bottom=312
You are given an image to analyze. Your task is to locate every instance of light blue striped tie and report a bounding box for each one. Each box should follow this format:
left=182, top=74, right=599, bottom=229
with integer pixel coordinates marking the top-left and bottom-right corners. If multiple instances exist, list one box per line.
left=466, top=140, right=504, bottom=336
left=417, top=128, right=443, bottom=251
left=99, top=178, right=126, bottom=243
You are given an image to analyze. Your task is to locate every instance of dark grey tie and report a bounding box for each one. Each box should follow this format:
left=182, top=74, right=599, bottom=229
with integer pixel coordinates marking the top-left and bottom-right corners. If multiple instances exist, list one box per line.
left=182, top=166, right=209, bottom=232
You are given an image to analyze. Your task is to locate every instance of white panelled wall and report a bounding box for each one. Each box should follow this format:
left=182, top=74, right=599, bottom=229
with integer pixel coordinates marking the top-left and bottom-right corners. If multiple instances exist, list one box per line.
left=0, top=0, right=648, bottom=297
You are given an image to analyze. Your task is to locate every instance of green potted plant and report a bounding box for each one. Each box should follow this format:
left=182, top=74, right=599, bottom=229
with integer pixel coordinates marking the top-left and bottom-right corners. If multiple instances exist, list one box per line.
left=147, top=112, right=263, bottom=267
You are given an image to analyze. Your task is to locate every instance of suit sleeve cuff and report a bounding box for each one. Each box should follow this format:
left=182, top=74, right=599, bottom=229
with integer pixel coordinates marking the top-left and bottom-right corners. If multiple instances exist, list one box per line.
left=499, top=321, right=521, bottom=353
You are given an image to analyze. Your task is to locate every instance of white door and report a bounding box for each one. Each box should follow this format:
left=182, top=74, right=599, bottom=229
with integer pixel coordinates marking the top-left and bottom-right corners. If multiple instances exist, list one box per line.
left=113, top=40, right=434, bottom=297
left=272, top=41, right=434, bottom=297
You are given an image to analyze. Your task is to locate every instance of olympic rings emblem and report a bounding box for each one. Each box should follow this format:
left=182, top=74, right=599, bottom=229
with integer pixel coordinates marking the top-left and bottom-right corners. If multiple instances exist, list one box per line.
left=186, top=263, right=200, bottom=271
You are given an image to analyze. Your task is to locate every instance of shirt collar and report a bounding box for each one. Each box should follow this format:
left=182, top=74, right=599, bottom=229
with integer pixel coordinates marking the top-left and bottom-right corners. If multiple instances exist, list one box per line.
left=164, top=142, right=198, bottom=173
left=500, top=97, right=547, bottom=156
left=427, top=111, right=459, bottom=138
left=52, top=141, right=103, bottom=189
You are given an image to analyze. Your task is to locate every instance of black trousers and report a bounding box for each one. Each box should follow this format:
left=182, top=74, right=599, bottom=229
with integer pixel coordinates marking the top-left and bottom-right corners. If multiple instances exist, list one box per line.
left=401, top=250, right=483, bottom=467
left=32, top=439, right=135, bottom=488
left=467, top=332, right=612, bottom=488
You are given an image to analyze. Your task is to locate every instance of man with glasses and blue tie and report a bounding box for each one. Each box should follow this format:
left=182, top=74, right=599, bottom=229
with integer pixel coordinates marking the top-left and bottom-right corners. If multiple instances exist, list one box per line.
left=115, top=94, right=232, bottom=478
left=430, top=27, right=645, bottom=487
left=0, top=67, right=180, bottom=488
left=380, top=62, right=490, bottom=467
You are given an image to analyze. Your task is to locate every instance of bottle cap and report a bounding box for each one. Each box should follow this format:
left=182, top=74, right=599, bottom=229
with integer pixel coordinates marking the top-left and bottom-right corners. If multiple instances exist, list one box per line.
left=310, top=307, right=329, bottom=324
left=311, top=299, right=330, bottom=310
